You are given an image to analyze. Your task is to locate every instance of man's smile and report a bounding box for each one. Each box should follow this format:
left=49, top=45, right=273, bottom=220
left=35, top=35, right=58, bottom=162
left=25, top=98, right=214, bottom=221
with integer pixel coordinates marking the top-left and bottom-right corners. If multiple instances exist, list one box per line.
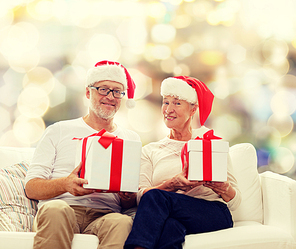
left=101, top=101, right=116, bottom=107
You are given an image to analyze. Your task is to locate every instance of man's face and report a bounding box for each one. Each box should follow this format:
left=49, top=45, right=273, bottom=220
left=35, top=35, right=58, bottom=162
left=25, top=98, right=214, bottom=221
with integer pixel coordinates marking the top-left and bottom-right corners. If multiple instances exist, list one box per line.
left=87, top=80, right=124, bottom=120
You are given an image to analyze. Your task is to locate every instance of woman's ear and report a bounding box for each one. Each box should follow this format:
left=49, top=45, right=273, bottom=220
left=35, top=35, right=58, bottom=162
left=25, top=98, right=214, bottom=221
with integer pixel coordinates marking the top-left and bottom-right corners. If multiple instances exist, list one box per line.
left=190, top=104, right=198, bottom=117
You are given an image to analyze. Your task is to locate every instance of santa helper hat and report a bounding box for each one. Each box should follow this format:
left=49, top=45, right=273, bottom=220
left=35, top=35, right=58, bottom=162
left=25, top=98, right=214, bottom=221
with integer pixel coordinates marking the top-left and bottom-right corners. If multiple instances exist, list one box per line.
left=86, top=60, right=136, bottom=108
left=160, top=76, right=214, bottom=126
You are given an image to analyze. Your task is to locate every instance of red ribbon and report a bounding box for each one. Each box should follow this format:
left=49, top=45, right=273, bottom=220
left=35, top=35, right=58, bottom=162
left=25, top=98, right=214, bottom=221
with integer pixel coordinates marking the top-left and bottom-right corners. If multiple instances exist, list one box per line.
left=73, top=129, right=123, bottom=192
left=181, top=129, right=221, bottom=181
left=181, top=143, right=189, bottom=178
left=73, top=129, right=106, bottom=179
left=109, top=138, right=123, bottom=191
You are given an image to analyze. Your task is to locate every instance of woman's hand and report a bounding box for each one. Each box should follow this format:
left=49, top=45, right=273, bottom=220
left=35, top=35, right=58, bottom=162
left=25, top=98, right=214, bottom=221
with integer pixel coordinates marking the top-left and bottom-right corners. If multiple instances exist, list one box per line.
left=168, top=173, right=201, bottom=192
left=203, top=180, right=236, bottom=202
left=161, top=161, right=203, bottom=192
left=142, top=161, right=203, bottom=194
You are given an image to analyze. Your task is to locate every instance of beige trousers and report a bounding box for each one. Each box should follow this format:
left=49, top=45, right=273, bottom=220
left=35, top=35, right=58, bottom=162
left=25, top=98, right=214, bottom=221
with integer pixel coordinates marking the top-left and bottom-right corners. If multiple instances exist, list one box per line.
left=32, top=200, right=133, bottom=249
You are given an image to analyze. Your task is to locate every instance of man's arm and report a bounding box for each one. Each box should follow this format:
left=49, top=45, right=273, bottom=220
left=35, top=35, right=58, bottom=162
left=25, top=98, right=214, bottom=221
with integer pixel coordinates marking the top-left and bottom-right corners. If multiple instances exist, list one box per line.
left=25, top=163, right=95, bottom=200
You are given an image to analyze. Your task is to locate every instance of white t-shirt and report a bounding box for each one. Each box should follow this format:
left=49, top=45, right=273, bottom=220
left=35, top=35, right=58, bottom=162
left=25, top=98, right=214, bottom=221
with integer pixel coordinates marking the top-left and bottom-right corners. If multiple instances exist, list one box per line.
left=25, top=117, right=141, bottom=212
left=138, top=127, right=241, bottom=211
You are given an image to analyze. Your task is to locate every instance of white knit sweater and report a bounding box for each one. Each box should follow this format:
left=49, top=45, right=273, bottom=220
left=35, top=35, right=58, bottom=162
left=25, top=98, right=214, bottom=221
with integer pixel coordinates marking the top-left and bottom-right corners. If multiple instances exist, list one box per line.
left=138, top=127, right=241, bottom=212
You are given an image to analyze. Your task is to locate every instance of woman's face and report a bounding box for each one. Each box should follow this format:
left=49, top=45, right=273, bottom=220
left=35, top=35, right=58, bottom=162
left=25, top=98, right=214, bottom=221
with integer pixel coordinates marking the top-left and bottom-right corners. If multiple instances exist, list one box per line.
left=162, top=96, right=197, bottom=130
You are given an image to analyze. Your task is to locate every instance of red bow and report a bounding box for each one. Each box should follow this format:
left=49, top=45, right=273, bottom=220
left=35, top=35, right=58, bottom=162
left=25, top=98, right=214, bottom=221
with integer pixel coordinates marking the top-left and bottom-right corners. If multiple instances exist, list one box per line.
left=98, top=131, right=118, bottom=149
left=72, top=128, right=107, bottom=141
left=195, top=129, right=221, bottom=141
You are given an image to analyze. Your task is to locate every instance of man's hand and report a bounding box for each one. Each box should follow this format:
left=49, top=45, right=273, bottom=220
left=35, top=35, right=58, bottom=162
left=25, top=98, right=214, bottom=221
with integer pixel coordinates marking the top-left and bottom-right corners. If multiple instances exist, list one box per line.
left=118, top=192, right=137, bottom=209
left=25, top=162, right=95, bottom=200
left=64, top=162, right=95, bottom=196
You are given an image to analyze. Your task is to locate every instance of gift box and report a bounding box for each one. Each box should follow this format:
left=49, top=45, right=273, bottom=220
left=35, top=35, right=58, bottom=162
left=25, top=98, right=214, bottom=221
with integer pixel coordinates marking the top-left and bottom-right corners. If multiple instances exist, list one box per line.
left=74, top=129, right=142, bottom=192
left=181, top=130, right=229, bottom=182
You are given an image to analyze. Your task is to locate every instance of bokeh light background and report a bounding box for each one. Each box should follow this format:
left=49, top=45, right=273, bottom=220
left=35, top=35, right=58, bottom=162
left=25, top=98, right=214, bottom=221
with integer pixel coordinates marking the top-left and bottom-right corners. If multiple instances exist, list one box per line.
left=1, top=0, right=296, bottom=179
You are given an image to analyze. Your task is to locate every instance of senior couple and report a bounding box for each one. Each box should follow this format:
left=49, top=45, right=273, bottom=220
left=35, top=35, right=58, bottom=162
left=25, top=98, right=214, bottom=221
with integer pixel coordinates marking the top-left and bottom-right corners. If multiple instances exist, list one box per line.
left=25, top=60, right=241, bottom=249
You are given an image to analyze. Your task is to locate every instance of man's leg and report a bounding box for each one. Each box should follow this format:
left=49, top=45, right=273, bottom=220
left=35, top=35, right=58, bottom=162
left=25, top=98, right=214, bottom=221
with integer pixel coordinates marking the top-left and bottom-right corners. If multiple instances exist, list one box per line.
left=32, top=200, right=77, bottom=249
left=86, top=212, right=133, bottom=249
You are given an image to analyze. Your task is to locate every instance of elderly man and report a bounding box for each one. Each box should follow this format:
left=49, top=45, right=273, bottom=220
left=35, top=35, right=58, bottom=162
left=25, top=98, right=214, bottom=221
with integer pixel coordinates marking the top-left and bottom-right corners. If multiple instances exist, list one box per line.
left=25, top=60, right=140, bottom=249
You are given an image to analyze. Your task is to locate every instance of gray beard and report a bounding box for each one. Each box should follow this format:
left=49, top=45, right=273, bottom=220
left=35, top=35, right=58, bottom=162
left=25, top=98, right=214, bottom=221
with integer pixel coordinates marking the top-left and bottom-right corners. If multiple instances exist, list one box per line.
left=90, top=102, right=117, bottom=120
left=96, top=108, right=116, bottom=120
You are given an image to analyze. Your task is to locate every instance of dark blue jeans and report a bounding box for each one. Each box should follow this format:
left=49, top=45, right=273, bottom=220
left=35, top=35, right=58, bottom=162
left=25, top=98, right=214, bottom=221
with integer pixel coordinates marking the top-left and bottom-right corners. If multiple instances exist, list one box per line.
left=124, top=189, right=233, bottom=249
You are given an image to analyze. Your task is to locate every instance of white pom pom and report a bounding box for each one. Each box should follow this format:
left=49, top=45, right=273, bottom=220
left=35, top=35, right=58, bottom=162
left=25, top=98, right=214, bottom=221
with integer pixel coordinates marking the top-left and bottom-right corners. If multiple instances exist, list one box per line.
left=126, top=99, right=136, bottom=109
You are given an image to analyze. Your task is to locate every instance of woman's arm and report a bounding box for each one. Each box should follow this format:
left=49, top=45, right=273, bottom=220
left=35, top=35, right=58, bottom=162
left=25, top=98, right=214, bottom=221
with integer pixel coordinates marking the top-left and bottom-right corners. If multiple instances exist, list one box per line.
left=203, top=154, right=242, bottom=209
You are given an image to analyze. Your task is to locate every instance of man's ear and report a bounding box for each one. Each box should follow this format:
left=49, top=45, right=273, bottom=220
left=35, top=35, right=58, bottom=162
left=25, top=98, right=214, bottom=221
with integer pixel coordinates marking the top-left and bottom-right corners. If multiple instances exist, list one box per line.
left=86, top=86, right=90, bottom=99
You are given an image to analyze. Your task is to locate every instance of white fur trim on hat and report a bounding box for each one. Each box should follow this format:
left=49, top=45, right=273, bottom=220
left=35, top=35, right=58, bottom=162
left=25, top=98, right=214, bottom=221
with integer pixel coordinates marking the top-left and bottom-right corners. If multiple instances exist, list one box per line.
left=160, top=77, right=198, bottom=104
left=125, top=99, right=136, bottom=109
left=86, top=64, right=128, bottom=90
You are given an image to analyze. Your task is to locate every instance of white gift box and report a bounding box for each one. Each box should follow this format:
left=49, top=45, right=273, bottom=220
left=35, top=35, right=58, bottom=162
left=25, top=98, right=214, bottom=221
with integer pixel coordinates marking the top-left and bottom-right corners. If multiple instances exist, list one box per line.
left=186, top=139, right=229, bottom=182
left=75, top=134, right=142, bottom=192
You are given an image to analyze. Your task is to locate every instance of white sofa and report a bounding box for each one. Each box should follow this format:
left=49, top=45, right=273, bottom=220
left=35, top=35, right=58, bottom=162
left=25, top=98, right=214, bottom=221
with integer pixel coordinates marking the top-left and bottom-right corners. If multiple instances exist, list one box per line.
left=0, top=143, right=296, bottom=249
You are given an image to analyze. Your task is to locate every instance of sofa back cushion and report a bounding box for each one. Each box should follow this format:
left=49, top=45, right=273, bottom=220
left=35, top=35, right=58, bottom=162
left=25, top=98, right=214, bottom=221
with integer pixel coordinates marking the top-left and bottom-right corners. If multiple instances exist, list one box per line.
left=0, top=147, right=35, bottom=169
left=230, top=143, right=263, bottom=223
left=0, top=161, right=38, bottom=232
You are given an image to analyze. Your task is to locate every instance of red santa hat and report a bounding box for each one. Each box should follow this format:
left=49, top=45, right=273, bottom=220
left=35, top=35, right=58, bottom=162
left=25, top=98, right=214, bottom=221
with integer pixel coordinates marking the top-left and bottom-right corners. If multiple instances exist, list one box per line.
left=86, top=60, right=136, bottom=108
left=160, top=76, right=214, bottom=126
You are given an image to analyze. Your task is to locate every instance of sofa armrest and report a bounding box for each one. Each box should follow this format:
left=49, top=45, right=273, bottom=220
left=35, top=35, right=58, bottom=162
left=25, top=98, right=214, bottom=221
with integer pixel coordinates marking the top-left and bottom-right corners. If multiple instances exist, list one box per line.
left=260, top=171, right=296, bottom=241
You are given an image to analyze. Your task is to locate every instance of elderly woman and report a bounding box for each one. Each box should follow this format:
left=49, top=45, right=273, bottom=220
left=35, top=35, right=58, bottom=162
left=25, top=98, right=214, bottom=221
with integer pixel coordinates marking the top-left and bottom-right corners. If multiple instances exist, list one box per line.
left=124, top=76, right=242, bottom=249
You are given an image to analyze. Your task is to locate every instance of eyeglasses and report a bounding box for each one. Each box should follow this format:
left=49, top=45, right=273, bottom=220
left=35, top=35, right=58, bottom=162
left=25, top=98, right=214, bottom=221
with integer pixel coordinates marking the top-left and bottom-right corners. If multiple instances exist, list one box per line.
left=89, top=86, right=125, bottom=99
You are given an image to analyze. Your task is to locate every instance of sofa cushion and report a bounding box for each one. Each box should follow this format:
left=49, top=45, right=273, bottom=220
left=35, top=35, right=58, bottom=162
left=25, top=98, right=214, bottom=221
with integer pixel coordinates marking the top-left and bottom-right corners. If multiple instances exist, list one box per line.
left=230, top=143, right=263, bottom=223
left=0, top=161, right=38, bottom=232
left=183, top=223, right=296, bottom=249
left=0, top=231, right=99, bottom=249
left=0, top=147, right=35, bottom=169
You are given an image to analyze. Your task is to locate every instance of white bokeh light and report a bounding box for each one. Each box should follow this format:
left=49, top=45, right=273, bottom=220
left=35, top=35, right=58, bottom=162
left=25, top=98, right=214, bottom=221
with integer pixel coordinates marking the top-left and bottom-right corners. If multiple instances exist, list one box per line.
left=17, top=86, right=50, bottom=118
left=27, top=0, right=54, bottom=21
left=270, top=90, right=296, bottom=116
left=87, top=34, right=121, bottom=62
left=151, top=24, right=176, bottom=44
left=267, top=114, right=294, bottom=137
left=0, top=8, right=14, bottom=30
left=116, top=18, right=147, bottom=49
left=0, top=107, right=11, bottom=132
left=0, top=22, right=39, bottom=58
left=128, top=100, right=159, bottom=133
left=269, top=147, right=295, bottom=174
left=128, top=69, right=152, bottom=100
left=23, top=67, right=55, bottom=93
left=211, top=114, right=242, bottom=141
left=8, top=48, right=40, bottom=73
left=151, top=45, right=171, bottom=60
left=13, top=115, right=45, bottom=144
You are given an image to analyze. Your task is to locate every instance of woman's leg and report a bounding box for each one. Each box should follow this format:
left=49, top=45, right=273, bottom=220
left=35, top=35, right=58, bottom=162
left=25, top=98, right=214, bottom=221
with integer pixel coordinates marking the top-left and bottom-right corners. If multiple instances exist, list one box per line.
left=155, top=218, right=186, bottom=249
left=124, top=189, right=233, bottom=249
